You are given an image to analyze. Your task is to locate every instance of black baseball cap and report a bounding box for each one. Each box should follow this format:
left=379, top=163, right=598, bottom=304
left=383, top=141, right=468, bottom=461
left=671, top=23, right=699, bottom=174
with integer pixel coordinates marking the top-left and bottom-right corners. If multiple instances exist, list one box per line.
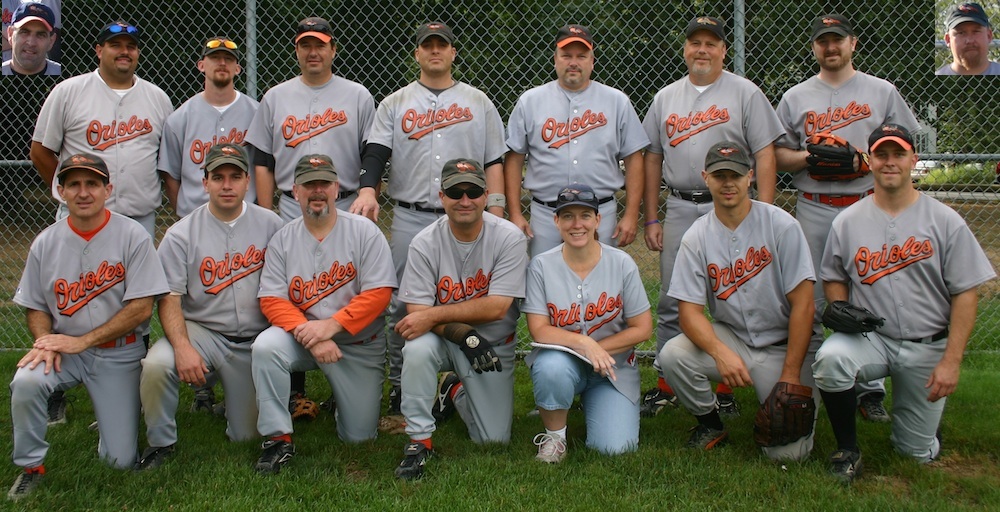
left=96, top=21, right=140, bottom=46
left=295, top=17, right=334, bottom=44
left=705, top=141, right=752, bottom=175
left=555, top=24, right=594, bottom=50
left=416, top=22, right=455, bottom=45
left=201, top=36, right=240, bottom=59
left=57, top=154, right=110, bottom=184
left=868, top=124, right=915, bottom=152
left=685, top=16, right=726, bottom=42
left=203, top=144, right=248, bottom=174
left=441, top=158, right=486, bottom=189
left=945, top=3, right=991, bottom=31
left=810, top=14, right=855, bottom=42
left=12, top=2, right=55, bottom=32
left=294, top=154, right=338, bottom=184
left=554, top=183, right=599, bottom=213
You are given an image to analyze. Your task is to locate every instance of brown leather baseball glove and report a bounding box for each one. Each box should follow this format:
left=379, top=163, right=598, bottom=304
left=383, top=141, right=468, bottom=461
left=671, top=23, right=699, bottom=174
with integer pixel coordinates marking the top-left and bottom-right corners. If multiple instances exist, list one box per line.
left=753, top=382, right=817, bottom=447
left=289, top=393, right=319, bottom=421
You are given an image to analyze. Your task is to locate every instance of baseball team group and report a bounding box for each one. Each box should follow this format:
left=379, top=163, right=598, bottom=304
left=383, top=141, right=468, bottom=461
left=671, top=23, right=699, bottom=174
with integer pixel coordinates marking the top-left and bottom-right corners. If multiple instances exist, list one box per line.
left=7, top=1, right=998, bottom=501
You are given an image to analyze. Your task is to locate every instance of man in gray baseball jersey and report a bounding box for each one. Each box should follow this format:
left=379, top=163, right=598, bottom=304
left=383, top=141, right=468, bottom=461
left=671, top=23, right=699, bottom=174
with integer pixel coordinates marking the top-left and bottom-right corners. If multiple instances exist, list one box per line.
left=2, top=2, right=60, bottom=75
left=353, top=21, right=508, bottom=416
left=641, top=15, right=784, bottom=416
left=8, top=154, right=169, bottom=501
left=504, top=23, right=648, bottom=258
left=937, top=3, right=1000, bottom=75
left=813, top=124, right=995, bottom=484
left=658, top=142, right=819, bottom=461
left=251, top=154, right=396, bottom=474
left=247, top=16, right=375, bottom=222
left=774, top=13, right=920, bottom=423
left=30, top=20, right=173, bottom=237
left=393, top=158, right=527, bottom=480
left=134, top=144, right=283, bottom=471
left=159, top=36, right=259, bottom=218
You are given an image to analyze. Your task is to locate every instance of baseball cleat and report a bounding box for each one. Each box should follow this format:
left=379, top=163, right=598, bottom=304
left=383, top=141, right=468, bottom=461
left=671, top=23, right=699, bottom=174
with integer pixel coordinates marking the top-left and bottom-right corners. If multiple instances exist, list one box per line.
left=7, top=468, right=43, bottom=501
left=533, top=433, right=567, bottom=464
left=134, top=444, right=176, bottom=471
left=255, top=439, right=295, bottom=475
left=686, top=424, right=728, bottom=450
left=432, top=372, right=461, bottom=422
left=829, top=449, right=863, bottom=484
left=319, top=393, right=337, bottom=414
left=47, top=390, right=68, bottom=426
left=716, top=392, right=740, bottom=417
left=190, top=387, right=216, bottom=413
left=858, top=394, right=890, bottom=423
left=387, top=386, right=402, bottom=416
left=639, top=387, right=679, bottom=417
left=395, top=442, right=433, bottom=480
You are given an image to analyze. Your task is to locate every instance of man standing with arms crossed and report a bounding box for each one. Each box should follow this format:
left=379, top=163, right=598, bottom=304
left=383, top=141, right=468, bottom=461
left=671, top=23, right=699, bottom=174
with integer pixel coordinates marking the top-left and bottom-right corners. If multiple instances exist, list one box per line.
left=393, top=158, right=526, bottom=480
left=774, top=13, right=919, bottom=422
left=251, top=155, right=396, bottom=474
left=642, top=15, right=784, bottom=416
left=505, top=24, right=648, bottom=258
left=351, top=21, right=508, bottom=416
left=813, top=124, right=995, bottom=483
left=8, top=154, right=168, bottom=500
left=135, top=144, right=283, bottom=470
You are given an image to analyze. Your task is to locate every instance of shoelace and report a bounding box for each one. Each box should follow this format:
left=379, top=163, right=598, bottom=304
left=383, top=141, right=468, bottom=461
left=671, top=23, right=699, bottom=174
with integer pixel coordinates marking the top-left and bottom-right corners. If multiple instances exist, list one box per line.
left=532, top=433, right=566, bottom=456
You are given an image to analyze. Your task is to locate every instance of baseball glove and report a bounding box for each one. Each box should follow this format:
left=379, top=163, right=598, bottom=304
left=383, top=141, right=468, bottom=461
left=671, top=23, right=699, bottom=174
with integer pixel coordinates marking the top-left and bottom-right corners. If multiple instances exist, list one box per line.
left=753, top=382, right=817, bottom=448
left=822, top=300, right=885, bottom=334
left=805, top=132, right=870, bottom=181
left=289, top=393, right=319, bottom=421
left=378, top=415, right=407, bottom=435
left=442, top=323, right=501, bottom=374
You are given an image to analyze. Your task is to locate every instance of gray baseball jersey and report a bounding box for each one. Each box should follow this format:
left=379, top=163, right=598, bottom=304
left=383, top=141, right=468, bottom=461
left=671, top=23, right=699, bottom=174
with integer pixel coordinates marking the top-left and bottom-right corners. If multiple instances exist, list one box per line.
left=246, top=75, right=375, bottom=194
left=157, top=92, right=260, bottom=217
left=12, top=211, right=169, bottom=469
left=643, top=70, right=784, bottom=190
left=668, top=201, right=815, bottom=347
left=523, top=243, right=650, bottom=402
left=936, top=61, right=1000, bottom=75
left=369, top=80, right=507, bottom=208
left=2, top=58, right=60, bottom=75
left=775, top=71, right=919, bottom=195
left=141, top=201, right=283, bottom=448
left=32, top=70, right=174, bottom=216
left=506, top=80, right=649, bottom=201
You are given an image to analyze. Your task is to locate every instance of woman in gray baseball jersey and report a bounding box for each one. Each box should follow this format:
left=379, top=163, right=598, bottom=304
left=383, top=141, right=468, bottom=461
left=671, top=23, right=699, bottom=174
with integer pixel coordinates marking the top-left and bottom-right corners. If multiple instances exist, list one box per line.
left=524, top=184, right=652, bottom=462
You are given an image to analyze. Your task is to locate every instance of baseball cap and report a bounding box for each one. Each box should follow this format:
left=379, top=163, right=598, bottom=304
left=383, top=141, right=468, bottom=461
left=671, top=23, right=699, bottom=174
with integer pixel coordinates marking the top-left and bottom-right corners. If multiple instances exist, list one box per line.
left=12, top=2, right=55, bottom=32
left=554, top=184, right=599, bottom=213
left=868, top=124, right=915, bottom=152
left=810, top=14, right=855, bottom=42
left=555, top=24, right=595, bottom=50
left=945, top=3, right=991, bottom=31
left=416, top=22, right=455, bottom=45
left=96, top=21, right=140, bottom=46
left=57, top=154, right=110, bottom=184
left=441, top=158, right=487, bottom=189
left=704, top=141, right=752, bottom=175
left=201, top=36, right=240, bottom=59
left=685, top=16, right=726, bottom=42
left=295, top=17, right=334, bottom=44
left=294, top=154, right=338, bottom=184
left=203, top=143, right=248, bottom=174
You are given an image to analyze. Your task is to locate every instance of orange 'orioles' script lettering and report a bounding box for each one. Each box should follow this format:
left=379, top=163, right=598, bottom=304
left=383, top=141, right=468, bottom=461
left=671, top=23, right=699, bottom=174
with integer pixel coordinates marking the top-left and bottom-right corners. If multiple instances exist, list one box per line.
left=804, top=101, right=872, bottom=136
left=708, top=246, right=773, bottom=300
left=547, top=292, right=623, bottom=335
left=86, top=117, right=154, bottom=151
left=436, top=270, right=491, bottom=304
left=854, top=237, right=934, bottom=285
left=199, top=246, right=267, bottom=295
left=666, top=106, right=730, bottom=147
left=282, top=109, right=349, bottom=148
left=189, top=129, right=248, bottom=164
left=402, top=104, right=474, bottom=140
left=541, top=110, right=608, bottom=149
left=55, top=261, right=126, bottom=316
left=288, top=261, right=357, bottom=310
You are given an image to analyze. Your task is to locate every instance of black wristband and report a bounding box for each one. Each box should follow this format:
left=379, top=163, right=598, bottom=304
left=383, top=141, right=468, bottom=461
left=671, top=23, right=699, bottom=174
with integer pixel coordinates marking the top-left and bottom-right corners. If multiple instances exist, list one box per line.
left=360, top=143, right=391, bottom=189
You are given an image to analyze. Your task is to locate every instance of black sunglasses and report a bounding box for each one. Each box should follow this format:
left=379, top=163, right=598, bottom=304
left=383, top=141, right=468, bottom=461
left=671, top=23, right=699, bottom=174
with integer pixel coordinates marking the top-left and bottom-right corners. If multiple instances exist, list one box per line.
left=443, top=186, right=485, bottom=200
left=557, top=189, right=596, bottom=203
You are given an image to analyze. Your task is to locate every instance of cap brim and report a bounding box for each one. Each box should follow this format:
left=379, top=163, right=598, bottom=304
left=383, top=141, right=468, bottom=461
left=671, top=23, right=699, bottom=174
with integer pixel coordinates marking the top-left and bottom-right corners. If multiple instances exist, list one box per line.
left=13, top=16, right=53, bottom=31
left=416, top=33, right=454, bottom=45
left=811, top=27, right=851, bottom=41
left=870, top=136, right=913, bottom=152
left=554, top=200, right=598, bottom=213
left=947, top=16, right=990, bottom=30
left=295, top=31, right=332, bottom=44
left=58, top=165, right=109, bottom=181
left=557, top=36, right=593, bottom=49
left=205, top=156, right=247, bottom=173
left=99, top=33, right=139, bottom=45
left=442, top=175, right=486, bottom=189
left=295, top=170, right=338, bottom=185
left=203, top=47, right=239, bottom=58
left=706, top=162, right=750, bottom=175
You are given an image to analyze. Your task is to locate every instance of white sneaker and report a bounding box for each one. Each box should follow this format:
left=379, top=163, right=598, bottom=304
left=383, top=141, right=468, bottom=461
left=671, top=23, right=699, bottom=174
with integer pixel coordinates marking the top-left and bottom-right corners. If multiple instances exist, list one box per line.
left=533, top=433, right=567, bottom=463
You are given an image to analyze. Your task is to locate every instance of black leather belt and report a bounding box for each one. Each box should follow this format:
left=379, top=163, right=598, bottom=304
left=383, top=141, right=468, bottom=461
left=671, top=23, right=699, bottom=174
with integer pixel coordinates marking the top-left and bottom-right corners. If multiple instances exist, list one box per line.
left=531, top=196, right=614, bottom=208
left=670, top=188, right=713, bottom=204
left=222, top=333, right=256, bottom=344
left=903, top=328, right=949, bottom=344
left=396, top=201, right=445, bottom=214
left=283, top=189, right=354, bottom=200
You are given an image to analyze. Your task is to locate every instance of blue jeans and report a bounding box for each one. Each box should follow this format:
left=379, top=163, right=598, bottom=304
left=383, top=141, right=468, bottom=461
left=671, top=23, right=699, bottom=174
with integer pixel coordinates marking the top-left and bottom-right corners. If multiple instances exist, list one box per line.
left=530, top=350, right=638, bottom=455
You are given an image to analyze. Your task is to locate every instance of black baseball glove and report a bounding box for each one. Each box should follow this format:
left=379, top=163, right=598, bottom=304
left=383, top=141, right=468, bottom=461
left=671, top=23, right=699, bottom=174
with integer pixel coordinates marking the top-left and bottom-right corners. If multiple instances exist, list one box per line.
left=822, top=300, right=885, bottom=334
left=753, top=382, right=817, bottom=447
left=442, top=323, right=501, bottom=373
left=806, top=132, right=870, bottom=181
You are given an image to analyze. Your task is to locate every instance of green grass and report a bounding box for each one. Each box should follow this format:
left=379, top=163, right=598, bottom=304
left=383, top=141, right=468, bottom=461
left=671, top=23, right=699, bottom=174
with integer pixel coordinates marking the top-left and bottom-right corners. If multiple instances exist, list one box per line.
left=0, top=352, right=998, bottom=511
left=919, top=163, right=996, bottom=186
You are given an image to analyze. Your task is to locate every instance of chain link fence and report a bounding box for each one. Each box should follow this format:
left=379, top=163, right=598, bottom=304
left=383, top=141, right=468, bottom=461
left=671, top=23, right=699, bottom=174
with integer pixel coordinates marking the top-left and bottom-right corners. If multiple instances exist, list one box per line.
left=3, top=0, right=999, bottom=351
